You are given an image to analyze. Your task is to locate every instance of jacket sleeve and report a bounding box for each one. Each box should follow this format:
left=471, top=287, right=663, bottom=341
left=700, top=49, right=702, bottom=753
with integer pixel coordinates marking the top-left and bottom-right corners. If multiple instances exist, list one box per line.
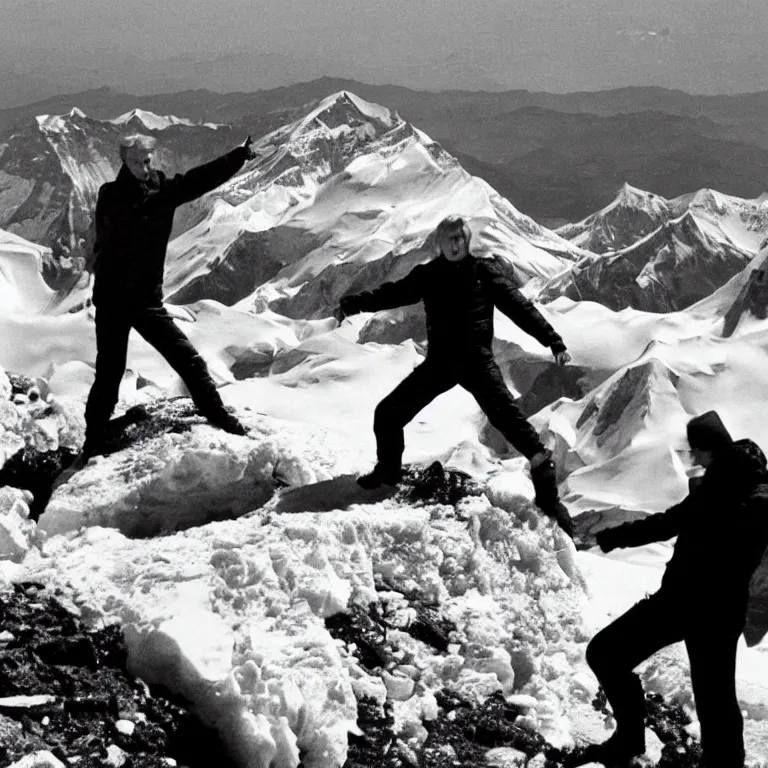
left=91, top=184, right=114, bottom=263
left=160, top=146, right=249, bottom=207
left=346, top=265, right=427, bottom=313
left=603, top=496, right=691, bottom=549
left=482, top=257, right=565, bottom=351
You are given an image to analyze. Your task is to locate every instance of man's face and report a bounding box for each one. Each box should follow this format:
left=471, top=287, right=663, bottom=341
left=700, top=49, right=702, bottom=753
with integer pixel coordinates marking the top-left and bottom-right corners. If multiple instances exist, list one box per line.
left=690, top=446, right=715, bottom=469
left=124, top=147, right=154, bottom=181
left=437, top=227, right=470, bottom=262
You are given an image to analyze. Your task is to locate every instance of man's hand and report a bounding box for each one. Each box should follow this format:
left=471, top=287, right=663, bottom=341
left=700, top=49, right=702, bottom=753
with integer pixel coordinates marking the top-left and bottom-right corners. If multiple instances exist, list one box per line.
left=553, top=350, right=571, bottom=366
left=243, top=135, right=257, bottom=160
left=595, top=527, right=621, bottom=553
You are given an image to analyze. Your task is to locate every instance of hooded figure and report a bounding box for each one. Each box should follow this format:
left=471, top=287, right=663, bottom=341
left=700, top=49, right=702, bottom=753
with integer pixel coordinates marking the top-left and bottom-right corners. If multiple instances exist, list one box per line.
left=582, top=411, right=768, bottom=767
left=335, top=215, right=574, bottom=537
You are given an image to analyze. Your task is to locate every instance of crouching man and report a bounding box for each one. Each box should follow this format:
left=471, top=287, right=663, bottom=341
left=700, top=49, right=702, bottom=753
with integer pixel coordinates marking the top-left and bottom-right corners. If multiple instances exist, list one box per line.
left=335, top=214, right=574, bottom=538
left=584, top=411, right=768, bottom=767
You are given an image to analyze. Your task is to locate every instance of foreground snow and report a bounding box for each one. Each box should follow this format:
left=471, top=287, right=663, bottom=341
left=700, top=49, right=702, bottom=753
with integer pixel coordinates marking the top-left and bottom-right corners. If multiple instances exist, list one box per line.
left=21, top=411, right=588, bottom=767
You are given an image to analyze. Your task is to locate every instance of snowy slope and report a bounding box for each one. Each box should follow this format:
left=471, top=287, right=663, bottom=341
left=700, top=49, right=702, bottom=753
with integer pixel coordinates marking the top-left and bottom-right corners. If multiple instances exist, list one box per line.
left=0, top=227, right=56, bottom=314
left=530, top=253, right=768, bottom=524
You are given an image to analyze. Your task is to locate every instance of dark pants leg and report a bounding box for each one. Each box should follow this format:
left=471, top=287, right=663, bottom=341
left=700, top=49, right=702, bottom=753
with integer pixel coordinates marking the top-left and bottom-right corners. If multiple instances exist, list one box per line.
left=586, top=593, right=683, bottom=749
left=374, top=361, right=456, bottom=470
left=686, top=625, right=745, bottom=768
left=84, top=309, right=132, bottom=450
left=131, top=307, right=225, bottom=417
left=460, top=360, right=544, bottom=459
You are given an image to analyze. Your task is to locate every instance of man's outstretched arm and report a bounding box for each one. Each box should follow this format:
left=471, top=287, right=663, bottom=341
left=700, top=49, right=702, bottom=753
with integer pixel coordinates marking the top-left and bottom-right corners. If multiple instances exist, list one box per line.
left=162, top=135, right=257, bottom=207
left=336, top=265, right=427, bottom=320
left=596, top=497, right=691, bottom=552
left=483, top=256, right=570, bottom=364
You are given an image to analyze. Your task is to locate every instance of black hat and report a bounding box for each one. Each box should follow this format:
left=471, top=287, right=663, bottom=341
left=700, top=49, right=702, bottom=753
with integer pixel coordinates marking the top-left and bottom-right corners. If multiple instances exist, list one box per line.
left=686, top=411, right=733, bottom=451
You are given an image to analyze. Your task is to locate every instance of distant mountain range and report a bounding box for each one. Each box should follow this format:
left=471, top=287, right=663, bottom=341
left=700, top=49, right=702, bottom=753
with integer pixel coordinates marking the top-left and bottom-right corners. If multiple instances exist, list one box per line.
left=3, top=88, right=767, bottom=325
left=0, top=93, right=588, bottom=312
left=536, top=184, right=768, bottom=312
left=3, top=79, right=768, bottom=224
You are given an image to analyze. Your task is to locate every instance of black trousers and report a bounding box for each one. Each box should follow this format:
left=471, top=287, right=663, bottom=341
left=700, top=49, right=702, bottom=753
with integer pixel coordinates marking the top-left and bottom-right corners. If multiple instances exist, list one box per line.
left=373, top=355, right=544, bottom=469
left=84, top=306, right=224, bottom=446
left=586, top=591, right=745, bottom=767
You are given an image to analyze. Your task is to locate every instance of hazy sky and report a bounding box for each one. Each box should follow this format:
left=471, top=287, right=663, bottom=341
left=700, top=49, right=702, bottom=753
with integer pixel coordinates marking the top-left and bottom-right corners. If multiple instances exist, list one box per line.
left=2, top=0, right=768, bottom=94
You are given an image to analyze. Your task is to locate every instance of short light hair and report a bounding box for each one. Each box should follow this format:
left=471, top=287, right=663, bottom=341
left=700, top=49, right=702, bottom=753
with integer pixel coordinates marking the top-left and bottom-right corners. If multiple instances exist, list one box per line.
left=434, top=215, right=472, bottom=254
left=119, top=134, right=157, bottom=161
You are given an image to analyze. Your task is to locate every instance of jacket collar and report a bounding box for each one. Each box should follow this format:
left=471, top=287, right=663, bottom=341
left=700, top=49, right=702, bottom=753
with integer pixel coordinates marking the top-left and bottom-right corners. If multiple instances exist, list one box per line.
left=116, top=164, right=161, bottom=192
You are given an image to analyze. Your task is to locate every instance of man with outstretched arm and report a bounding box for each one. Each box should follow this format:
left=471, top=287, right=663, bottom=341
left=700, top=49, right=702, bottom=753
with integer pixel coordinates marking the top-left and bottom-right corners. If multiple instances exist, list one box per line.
left=335, top=214, right=574, bottom=538
left=82, top=132, right=257, bottom=459
left=581, top=411, right=768, bottom=767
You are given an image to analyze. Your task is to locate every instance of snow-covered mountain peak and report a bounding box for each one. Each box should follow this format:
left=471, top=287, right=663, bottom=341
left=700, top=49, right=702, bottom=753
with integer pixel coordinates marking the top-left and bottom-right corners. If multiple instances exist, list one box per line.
left=243, top=89, right=451, bottom=193
left=160, top=90, right=587, bottom=314
left=35, top=107, right=93, bottom=133
left=614, top=182, right=667, bottom=212
left=271, top=90, right=410, bottom=165
left=556, top=183, right=670, bottom=254
left=683, top=187, right=742, bottom=218
left=302, top=90, right=395, bottom=132
left=110, top=109, right=211, bottom=131
left=538, top=204, right=754, bottom=312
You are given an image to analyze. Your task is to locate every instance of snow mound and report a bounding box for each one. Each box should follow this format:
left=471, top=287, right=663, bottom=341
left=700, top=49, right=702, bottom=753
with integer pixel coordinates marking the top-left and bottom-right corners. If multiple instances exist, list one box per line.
left=26, top=462, right=589, bottom=768
left=39, top=403, right=364, bottom=538
left=0, top=229, right=56, bottom=315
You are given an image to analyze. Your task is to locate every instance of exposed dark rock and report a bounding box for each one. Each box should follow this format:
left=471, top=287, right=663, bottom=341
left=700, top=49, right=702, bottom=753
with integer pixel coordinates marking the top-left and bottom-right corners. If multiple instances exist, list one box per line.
left=0, top=446, right=78, bottom=522
left=0, top=582, right=234, bottom=768
left=395, top=461, right=485, bottom=508
left=345, top=697, right=403, bottom=768
left=326, top=606, right=392, bottom=672
left=552, top=686, right=704, bottom=767
left=7, top=374, right=39, bottom=400
left=326, top=591, right=557, bottom=768
left=95, top=399, right=198, bottom=457
left=422, top=690, right=550, bottom=767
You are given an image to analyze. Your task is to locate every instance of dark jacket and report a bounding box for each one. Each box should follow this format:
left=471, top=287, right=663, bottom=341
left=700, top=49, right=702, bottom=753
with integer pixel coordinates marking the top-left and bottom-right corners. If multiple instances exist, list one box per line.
left=343, top=255, right=566, bottom=360
left=91, top=147, right=248, bottom=309
left=599, top=439, right=768, bottom=617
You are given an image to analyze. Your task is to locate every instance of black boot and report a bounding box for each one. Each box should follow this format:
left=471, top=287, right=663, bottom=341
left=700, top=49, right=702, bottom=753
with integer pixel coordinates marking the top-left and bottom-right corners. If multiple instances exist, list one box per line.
left=530, top=451, right=575, bottom=538
left=357, top=463, right=402, bottom=490
left=568, top=732, right=645, bottom=767
left=205, top=409, right=248, bottom=436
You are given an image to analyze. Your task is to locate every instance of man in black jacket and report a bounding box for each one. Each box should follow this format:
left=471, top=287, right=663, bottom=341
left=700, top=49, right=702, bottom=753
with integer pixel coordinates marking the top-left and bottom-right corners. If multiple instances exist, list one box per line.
left=82, top=133, right=256, bottom=458
left=335, top=215, right=574, bottom=537
left=583, top=411, right=768, bottom=767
